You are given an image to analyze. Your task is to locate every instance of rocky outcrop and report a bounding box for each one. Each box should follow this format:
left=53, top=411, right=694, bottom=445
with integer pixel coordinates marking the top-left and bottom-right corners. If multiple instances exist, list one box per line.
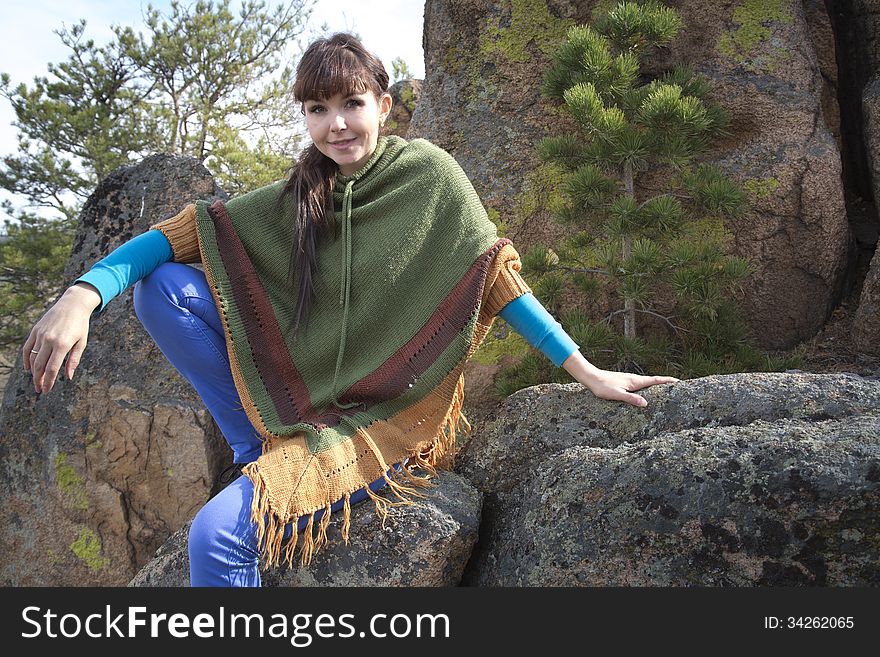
left=805, top=0, right=842, bottom=150
left=853, top=0, right=880, bottom=354
left=409, top=0, right=849, bottom=350
left=128, top=371, right=880, bottom=587
left=455, top=372, right=880, bottom=586
left=0, top=155, right=231, bottom=585
left=867, top=75, right=880, bottom=210
left=382, top=79, right=422, bottom=139
left=130, top=471, right=481, bottom=587
left=854, top=236, right=880, bottom=354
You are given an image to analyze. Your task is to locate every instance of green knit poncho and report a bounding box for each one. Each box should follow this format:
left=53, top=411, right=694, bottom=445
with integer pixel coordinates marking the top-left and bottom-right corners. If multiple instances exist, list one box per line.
left=150, top=135, right=531, bottom=568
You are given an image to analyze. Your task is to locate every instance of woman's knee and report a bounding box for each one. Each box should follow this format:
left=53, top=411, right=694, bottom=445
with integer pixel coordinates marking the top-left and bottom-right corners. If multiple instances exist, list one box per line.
left=134, top=262, right=182, bottom=322
left=133, top=262, right=210, bottom=328
left=187, top=504, right=215, bottom=558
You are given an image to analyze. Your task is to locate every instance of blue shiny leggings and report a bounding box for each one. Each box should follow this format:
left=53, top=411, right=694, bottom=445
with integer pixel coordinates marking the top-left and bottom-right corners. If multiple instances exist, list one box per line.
left=133, top=262, right=398, bottom=587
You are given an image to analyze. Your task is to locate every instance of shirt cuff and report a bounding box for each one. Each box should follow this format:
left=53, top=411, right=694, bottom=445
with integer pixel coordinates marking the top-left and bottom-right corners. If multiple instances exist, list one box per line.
left=498, top=292, right=580, bottom=367
left=74, top=229, right=174, bottom=316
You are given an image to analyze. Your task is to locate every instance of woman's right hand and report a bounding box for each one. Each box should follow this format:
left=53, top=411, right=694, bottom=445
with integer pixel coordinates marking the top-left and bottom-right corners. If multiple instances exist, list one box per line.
left=22, top=282, right=102, bottom=394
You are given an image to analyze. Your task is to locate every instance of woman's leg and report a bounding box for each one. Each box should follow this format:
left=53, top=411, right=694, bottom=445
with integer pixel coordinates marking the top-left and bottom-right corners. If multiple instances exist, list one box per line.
left=187, top=461, right=407, bottom=587
left=133, top=262, right=263, bottom=463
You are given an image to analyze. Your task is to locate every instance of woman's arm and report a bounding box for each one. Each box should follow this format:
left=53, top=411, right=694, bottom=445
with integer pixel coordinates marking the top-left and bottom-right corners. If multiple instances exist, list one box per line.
left=23, top=228, right=174, bottom=393
left=499, top=293, right=679, bottom=407
left=498, top=292, right=580, bottom=368
left=74, top=229, right=173, bottom=316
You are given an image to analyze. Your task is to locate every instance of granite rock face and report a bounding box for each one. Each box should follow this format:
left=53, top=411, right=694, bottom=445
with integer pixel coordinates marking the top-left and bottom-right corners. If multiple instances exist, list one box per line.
left=854, top=224, right=880, bottom=354
left=129, top=470, right=482, bottom=587
left=0, top=155, right=231, bottom=585
left=455, top=372, right=880, bottom=586
left=410, top=0, right=849, bottom=350
left=839, top=0, right=880, bottom=353
left=381, top=79, right=422, bottom=139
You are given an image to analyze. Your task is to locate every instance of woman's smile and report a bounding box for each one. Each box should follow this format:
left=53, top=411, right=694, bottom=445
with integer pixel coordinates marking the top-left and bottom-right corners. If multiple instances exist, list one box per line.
left=329, top=137, right=356, bottom=150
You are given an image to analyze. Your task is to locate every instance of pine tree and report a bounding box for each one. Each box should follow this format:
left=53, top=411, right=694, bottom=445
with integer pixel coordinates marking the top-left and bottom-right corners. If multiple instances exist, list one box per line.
left=0, top=0, right=312, bottom=217
left=391, top=57, right=414, bottom=83
left=522, top=0, right=773, bottom=378
left=0, top=210, right=75, bottom=378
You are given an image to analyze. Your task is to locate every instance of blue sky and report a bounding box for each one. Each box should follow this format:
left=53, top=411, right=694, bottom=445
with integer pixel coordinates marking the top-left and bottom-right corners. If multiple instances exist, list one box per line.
left=0, top=0, right=425, bottom=221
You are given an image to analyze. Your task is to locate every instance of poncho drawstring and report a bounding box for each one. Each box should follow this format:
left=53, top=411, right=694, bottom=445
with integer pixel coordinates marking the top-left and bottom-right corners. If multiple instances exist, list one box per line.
left=330, top=179, right=360, bottom=411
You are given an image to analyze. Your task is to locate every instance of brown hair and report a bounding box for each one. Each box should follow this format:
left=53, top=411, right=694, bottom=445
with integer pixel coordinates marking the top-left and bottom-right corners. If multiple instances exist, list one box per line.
left=278, top=32, right=389, bottom=337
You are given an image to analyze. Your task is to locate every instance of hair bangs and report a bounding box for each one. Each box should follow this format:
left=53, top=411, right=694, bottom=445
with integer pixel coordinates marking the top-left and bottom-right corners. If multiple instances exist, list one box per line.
left=294, top=47, right=377, bottom=103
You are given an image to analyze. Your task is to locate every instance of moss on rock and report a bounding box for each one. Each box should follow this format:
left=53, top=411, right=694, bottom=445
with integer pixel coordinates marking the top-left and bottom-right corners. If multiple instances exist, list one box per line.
left=716, top=0, right=794, bottom=73
left=400, top=86, right=417, bottom=113
left=479, top=0, right=573, bottom=65
left=743, top=176, right=780, bottom=199
left=69, top=527, right=109, bottom=572
left=54, top=452, right=88, bottom=510
left=512, top=161, right=568, bottom=225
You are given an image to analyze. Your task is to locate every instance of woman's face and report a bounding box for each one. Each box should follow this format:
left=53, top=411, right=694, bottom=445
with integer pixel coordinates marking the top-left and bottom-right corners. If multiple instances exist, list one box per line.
left=303, top=90, right=392, bottom=176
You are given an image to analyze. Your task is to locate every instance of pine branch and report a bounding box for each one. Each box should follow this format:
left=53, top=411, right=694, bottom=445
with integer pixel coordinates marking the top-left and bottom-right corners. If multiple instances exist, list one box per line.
left=557, top=264, right=610, bottom=276
left=602, top=306, right=690, bottom=334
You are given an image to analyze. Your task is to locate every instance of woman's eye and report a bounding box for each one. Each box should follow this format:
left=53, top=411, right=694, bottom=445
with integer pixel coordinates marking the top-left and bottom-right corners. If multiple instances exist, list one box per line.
left=307, top=106, right=324, bottom=113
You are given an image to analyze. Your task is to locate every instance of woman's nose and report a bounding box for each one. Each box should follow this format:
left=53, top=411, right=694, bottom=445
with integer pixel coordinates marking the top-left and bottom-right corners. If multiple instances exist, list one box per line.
left=331, top=113, right=346, bottom=131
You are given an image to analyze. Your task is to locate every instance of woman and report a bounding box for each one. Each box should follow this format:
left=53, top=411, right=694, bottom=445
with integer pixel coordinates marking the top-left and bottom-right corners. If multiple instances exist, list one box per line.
left=22, top=33, right=679, bottom=587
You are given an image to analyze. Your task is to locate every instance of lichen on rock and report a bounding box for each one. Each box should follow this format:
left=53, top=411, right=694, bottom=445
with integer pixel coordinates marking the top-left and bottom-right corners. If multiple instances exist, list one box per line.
left=54, top=452, right=89, bottom=511
left=717, top=0, right=795, bottom=72
left=69, top=527, right=110, bottom=572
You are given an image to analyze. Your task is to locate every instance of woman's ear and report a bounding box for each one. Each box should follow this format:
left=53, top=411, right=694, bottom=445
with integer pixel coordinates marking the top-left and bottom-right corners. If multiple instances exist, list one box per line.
left=381, top=92, right=393, bottom=117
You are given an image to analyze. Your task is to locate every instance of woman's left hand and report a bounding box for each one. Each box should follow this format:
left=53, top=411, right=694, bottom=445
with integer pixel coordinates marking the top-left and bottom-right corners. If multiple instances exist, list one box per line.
left=585, top=369, right=680, bottom=408
left=561, top=351, right=680, bottom=408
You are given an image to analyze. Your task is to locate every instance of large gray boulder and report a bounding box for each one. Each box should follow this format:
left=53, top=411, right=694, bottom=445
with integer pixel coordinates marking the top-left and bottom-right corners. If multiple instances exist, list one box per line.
left=410, top=0, right=848, bottom=350
left=0, top=155, right=231, bottom=585
left=456, top=372, right=880, bottom=586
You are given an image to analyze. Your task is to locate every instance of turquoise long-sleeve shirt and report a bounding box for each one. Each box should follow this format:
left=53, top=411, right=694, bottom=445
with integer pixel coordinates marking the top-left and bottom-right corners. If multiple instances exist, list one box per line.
left=75, top=230, right=580, bottom=367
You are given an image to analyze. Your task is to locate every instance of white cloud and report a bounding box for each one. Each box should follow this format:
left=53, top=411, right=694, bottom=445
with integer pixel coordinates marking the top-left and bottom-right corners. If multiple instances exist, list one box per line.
left=307, top=1, right=425, bottom=79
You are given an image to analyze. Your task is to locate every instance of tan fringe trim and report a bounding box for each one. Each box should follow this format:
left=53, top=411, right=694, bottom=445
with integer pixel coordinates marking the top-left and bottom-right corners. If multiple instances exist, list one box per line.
left=315, top=502, right=333, bottom=553
left=282, top=519, right=299, bottom=569
left=420, top=372, right=470, bottom=472
left=243, top=462, right=269, bottom=557
left=389, top=459, right=436, bottom=490
left=356, top=425, right=428, bottom=505
left=342, top=493, right=352, bottom=544
left=267, top=512, right=284, bottom=568
left=364, top=483, right=392, bottom=530
left=241, top=369, right=475, bottom=570
left=300, top=512, right=315, bottom=566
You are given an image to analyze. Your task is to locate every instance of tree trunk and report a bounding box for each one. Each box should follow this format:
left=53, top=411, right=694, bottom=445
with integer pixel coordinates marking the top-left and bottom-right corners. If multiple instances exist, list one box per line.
left=623, top=160, right=636, bottom=340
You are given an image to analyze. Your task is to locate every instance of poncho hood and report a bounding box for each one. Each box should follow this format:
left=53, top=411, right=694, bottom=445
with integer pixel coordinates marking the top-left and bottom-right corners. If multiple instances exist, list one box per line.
left=186, top=134, right=531, bottom=568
